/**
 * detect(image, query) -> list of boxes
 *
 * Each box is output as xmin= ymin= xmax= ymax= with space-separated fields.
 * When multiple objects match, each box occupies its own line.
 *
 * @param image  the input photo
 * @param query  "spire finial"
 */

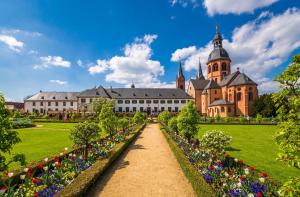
xmin=216 ymin=18 xmax=219 ymax=34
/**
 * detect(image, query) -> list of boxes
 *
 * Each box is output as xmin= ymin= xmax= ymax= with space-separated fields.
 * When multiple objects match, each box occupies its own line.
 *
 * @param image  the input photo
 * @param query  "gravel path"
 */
xmin=87 ymin=123 xmax=195 ymax=197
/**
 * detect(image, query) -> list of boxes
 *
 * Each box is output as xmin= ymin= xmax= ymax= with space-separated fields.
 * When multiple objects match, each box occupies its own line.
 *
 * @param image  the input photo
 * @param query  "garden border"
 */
xmin=56 ymin=124 xmax=146 ymax=197
xmin=160 ymin=126 xmax=214 ymax=197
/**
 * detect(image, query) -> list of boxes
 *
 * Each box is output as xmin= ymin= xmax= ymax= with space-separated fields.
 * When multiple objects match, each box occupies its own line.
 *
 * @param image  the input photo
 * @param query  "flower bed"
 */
xmin=161 ymin=125 xmax=281 ymax=197
xmin=0 ymin=124 xmax=145 ymax=196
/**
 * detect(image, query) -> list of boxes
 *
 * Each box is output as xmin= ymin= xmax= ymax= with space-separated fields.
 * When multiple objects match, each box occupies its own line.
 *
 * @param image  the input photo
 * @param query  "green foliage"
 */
xmin=28 ymin=112 xmax=37 ymax=119
xmin=256 ymin=114 xmax=262 ymax=123
xmin=70 ymin=121 xmax=99 ymax=158
xmin=92 ymin=98 xmax=115 ymax=114
xmin=252 ymin=94 xmax=277 ymax=117
xmin=272 ymin=53 xmax=300 ymax=194
xmin=132 ymin=111 xmax=147 ymax=125
xmin=118 ymin=117 xmax=130 ymax=132
xmin=157 ymin=111 xmax=171 ymax=124
xmin=11 ymin=118 xmax=35 ymax=129
xmin=0 ymin=94 xmax=25 ymax=171
xmin=215 ymin=114 xmax=221 ymax=122
xmin=278 ymin=177 xmax=300 ymax=196
xmin=200 ymin=130 xmax=232 ymax=157
xmin=177 ymin=101 xmax=200 ymax=141
xmin=98 ymin=104 xmax=118 ymax=138
xmin=168 ymin=116 xmax=178 ymax=132
xmin=239 ymin=115 xmax=247 ymax=123
xmin=71 ymin=113 xmax=77 ymax=122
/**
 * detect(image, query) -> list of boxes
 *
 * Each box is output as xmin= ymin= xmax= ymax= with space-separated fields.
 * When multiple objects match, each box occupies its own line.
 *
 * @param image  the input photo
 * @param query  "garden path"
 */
xmin=87 ymin=123 xmax=195 ymax=197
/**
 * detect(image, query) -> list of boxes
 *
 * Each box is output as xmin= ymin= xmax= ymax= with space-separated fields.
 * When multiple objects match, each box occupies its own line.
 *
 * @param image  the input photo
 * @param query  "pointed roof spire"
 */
xmin=131 ymin=81 xmax=135 ymax=88
xmin=177 ymin=61 xmax=184 ymax=78
xmin=216 ymin=18 xmax=219 ymax=34
xmin=197 ymin=58 xmax=205 ymax=80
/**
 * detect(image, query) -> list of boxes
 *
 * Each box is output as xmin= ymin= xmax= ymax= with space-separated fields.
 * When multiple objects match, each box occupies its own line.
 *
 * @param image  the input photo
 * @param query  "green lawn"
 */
xmin=6 ymin=122 xmax=76 ymax=170
xmin=197 ymin=124 xmax=300 ymax=182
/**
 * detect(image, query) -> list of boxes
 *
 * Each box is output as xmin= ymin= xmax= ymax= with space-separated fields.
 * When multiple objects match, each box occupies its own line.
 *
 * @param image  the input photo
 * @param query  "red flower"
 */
xmin=71 ymin=155 xmax=76 ymax=160
xmin=256 ymin=192 xmax=262 ymax=197
xmin=28 ymin=165 xmax=33 ymax=171
xmin=240 ymin=176 xmax=246 ymax=181
xmin=0 ymin=187 xmax=8 ymax=192
xmin=54 ymin=157 xmax=59 ymax=162
xmin=239 ymin=160 xmax=243 ymax=165
xmin=217 ymin=161 xmax=222 ymax=165
xmin=37 ymin=163 xmax=44 ymax=170
xmin=57 ymin=162 xmax=62 ymax=168
xmin=209 ymin=166 xmax=215 ymax=170
xmin=34 ymin=192 xmax=38 ymax=197
xmin=32 ymin=178 xmax=39 ymax=184
xmin=76 ymin=149 xmax=80 ymax=153
xmin=249 ymin=166 xmax=255 ymax=171
xmin=261 ymin=172 xmax=268 ymax=177
xmin=27 ymin=173 xmax=33 ymax=177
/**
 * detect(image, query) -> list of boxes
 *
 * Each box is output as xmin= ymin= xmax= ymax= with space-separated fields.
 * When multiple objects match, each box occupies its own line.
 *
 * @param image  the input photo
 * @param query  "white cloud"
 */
xmin=171 ymin=8 xmax=300 ymax=93
xmin=203 ymin=0 xmax=279 ymax=16
xmin=0 ymin=35 xmax=24 ymax=52
xmin=49 ymin=79 xmax=67 ymax=85
xmin=170 ymin=0 xmax=199 ymax=8
xmin=77 ymin=59 xmax=83 ymax=67
xmin=34 ymin=56 xmax=71 ymax=69
xmin=89 ymin=34 xmax=173 ymax=88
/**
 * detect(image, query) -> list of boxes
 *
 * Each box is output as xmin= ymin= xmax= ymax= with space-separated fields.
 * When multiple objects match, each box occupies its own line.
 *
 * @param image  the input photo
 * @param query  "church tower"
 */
xmin=196 ymin=58 xmax=205 ymax=80
xmin=176 ymin=62 xmax=185 ymax=91
xmin=207 ymin=23 xmax=231 ymax=83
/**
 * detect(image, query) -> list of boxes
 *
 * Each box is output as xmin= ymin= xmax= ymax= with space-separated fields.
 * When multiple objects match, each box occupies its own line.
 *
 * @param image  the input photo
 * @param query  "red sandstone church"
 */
xmin=176 ymin=26 xmax=258 ymax=117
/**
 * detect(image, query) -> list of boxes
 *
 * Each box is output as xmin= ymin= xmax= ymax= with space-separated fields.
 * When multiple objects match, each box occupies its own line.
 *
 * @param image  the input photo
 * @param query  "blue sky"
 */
xmin=0 ymin=0 xmax=299 ymax=101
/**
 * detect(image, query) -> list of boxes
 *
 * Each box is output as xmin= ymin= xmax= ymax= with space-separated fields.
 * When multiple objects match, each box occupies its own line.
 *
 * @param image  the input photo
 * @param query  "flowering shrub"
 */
xmin=164 ymin=126 xmax=280 ymax=196
xmin=200 ymin=130 xmax=232 ymax=158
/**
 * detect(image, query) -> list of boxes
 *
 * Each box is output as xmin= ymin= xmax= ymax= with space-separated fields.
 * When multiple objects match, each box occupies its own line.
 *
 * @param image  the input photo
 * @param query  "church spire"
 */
xmin=197 ymin=58 xmax=205 ymax=80
xmin=213 ymin=20 xmax=223 ymax=48
xmin=176 ymin=61 xmax=185 ymax=91
xmin=178 ymin=61 xmax=184 ymax=78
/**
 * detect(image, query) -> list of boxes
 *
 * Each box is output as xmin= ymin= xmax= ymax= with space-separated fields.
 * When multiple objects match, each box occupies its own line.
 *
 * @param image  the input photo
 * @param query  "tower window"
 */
xmin=221 ymin=63 xmax=227 ymax=71
xmin=237 ymin=92 xmax=242 ymax=101
xmin=213 ymin=63 xmax=218 ymax=71
xmin=208 ymin=66 xmax=211 ymax=73
xmin=248 ymin=92 xmax=253 ymax=101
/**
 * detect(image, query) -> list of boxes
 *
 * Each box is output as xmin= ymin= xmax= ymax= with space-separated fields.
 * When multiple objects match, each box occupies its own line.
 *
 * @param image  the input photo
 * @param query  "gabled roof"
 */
xmin=229 ymin=73 xmax=257 ymax=87
xmin=209 ymin=99 xmax=232 ymax=107
xmin=78 ymin=86 xmax=111 ymax=98
xmin=5 ymin=102 xmax=24 ymax=109
xmin=218 ymin=71 xmax=239 ymax=87
xmin=204 ymin=80 xmax=220 ymax=90
xmin=25 ymin=92 xmax=79 ymax=101
xmin=190 ymin=79 xmax=210 ymax=90
xmin=108 ymin=88 xmax=192 ymax=99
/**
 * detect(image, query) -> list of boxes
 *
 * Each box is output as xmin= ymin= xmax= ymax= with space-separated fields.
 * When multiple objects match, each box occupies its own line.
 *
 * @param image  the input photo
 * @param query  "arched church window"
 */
xmin=249 ymin=87 xmax=253 ymax=91
xmin=248 ymin=92 xmax=253 ymax=101
xmin=229 ymin=94 xmax=232 ymax=101
xmin=221 ymin=63 xmax=227 ymax=71
xmin=213 ymin=63 xmax=218 ymax=71
xmin=237 ymin=92 xmax=242 ymax=101
xmin=208 ymin=65 xmax=211 ymax=73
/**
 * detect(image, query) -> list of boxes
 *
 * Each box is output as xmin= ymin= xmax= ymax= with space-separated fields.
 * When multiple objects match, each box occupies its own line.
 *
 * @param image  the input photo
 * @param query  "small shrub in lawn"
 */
xmin=256 ymin=114 xmax=262 ymax=124
xmin=215 ymin=115 xmax=221 ymax=122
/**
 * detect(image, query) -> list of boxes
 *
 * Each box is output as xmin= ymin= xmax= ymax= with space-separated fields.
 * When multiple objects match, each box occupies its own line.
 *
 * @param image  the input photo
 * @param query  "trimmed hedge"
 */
xmin=56 ymin=124 xmax=145 ymax=197
xmin=161 ymin=126 xmax=214 ymax=197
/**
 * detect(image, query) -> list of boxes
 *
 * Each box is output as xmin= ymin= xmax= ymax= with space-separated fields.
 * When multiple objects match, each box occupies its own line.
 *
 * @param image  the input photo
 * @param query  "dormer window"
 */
xmin=53 ymin=96 xmax=56 ymax=100
xmin=96 ymin=92 xmax=99 ymax=95
xmin=65 ymin=96 xmax=68 ymax=99
xmin=145 ymin=93 xmax=148 ymax=96
xmin=41 ymin=96 xmax=44 ymax=99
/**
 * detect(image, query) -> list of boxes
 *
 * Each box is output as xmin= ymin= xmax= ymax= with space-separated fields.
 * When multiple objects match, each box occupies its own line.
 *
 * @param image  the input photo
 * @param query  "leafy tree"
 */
xmin=255 ymin=114 xmax=262 ymax=124
xmin=177 ymin=101 xmax=200 ymax=142
xmin=168 ymin=116 xmax=178 ymax=133
xmin=71 ymin=113 xmax=77 ymax=122
xmin=98 ymin=104 xmax=118 ymax=139
xmin=70 ymin=121 xmax=99 ymax=159
xmin=132 ymin=111 xmax=147 ymax=125
xmin=272 ymin=54 xmax=300 ymax=195
xmin=118 ymin=117 xmax=130 ymax=133
xmin=92 ymin=98 xmax=115 ymax=114
xmin=0 ymin=94 xmax=26 ymax=171
xmin=252 ymin=94 xmax=277 ymax=117
xmin=157 ymin=111 xmax=171 ymax=125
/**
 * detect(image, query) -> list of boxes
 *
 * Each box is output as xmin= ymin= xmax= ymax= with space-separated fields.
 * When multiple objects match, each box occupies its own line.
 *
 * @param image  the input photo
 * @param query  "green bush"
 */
xmin=11 ymin=118 xmax=35 ymax=129
xmin=215 ymin=114 xmax=221 ymax=122
xmin=132 ymin=111 xmax=147 ymax=125
xmin=168 ymin=116 xmax=178 ymax=132
xmin=157 ymin=111 xmax=171 ymax=125
xmin=239 ymin=116 xmax=247 ymax=123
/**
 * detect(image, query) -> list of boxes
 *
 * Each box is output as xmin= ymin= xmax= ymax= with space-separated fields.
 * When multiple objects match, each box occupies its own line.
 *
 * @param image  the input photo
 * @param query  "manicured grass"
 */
xmin=196 ymin=124 xmax=300 ymax=182
xmin=6 ymin=122 xmax=76 ymax=170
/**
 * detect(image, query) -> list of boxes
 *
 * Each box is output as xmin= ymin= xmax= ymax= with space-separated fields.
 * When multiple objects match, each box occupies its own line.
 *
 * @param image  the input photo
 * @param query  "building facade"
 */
xmin=187 ymin=25 xmax=258 ymax=117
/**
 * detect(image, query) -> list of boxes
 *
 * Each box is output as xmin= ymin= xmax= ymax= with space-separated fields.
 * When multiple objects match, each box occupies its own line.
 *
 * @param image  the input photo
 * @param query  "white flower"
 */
xmin=44 ymin=158 xmax=48 ymax=162
xmin=20 ymin=174 xmax=26 ymax=180
xmin=248 ymin=194 xmax=254 ymax=197
xmin=259 ymin=177 xmax=265 ymax=183
xmin=234 ymin=158 xmax=238 ymax=162
xmin=43 ymin=166 xmax=48 ymax=171
xmin=7 ymin=172 xmax=14 ymax=177
xmin=55 ymin=161 xmax=59 ymax=166
xmin=244 ymin=168 xmax=249 ymax=175
xmin=209 ymin=159 xmax=212 ymax=162
xmin=223 ymin=183 xmax=227 ymax=187
xmin=23 ymin=168 xmax=29 ymax=172
xmin=79 ymin=155 xmax=83 ymax=159
xmin=69 ymin=153 xmax=72 ymax=157
xmin=64 ymin=147 xmax=68 ymax=151
xmin=225 ymin=172 xmax=229 ymax=177
xmin=59 ymin=152 xmax=63 ymax=156
xmin=237 ymin=182 xmax=242 ymax=187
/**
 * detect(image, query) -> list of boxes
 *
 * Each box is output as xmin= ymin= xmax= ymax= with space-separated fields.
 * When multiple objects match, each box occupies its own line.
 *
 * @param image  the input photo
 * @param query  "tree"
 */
xmin=272 ymin=54 xmax=300 ymax=195
xmin=70 ymin=122 xmax=99 ymax=159
xmin=168 ymin=116 xmax=178 ymax=133
xmin=177 ymin=101 xmax=200 ymax=142
xmin=157 ymin=111 xmax=171 ymax=125
xmin=0 ymin=94 xmax=26 ymax=171
xmin=118 ymin=117 xmax=130 ymax=133
xmin=92 ymin=98 xmax=115 ymax=114
xmin=252 ymin=94 xmax=277 ymax=117
xmin=132 ymin=111 xmax=147 ymax=125
xmin=98 ymin=104 xmax=118 ymax=139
